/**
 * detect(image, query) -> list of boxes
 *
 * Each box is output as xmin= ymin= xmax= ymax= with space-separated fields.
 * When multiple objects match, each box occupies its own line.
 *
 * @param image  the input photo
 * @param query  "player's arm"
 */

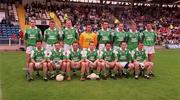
xmin=79 ymin=33 xmax=84 ymax=48
xmin=44 ymin=30 xmax=47 ymax=42
xmin=38 ymin=29 xmax=43 ymax=40
xmin=94 ymin=33 xmax=98 ymax=47
xmin=30 ymin=51 xmax=36 ymax=63
xmin=24 ymin=30 xmax=28 ymax=47
xmin=75 ymin=29 xmax=79 ymax=40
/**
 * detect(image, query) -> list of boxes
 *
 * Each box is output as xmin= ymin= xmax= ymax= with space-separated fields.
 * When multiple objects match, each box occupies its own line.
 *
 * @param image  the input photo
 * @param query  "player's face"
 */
xmin=86 ymin=25 xmax=92 ymax=32
xmin=36 ymin=42 xmax=42 ymax=49
xmin=121 ymin=42 xmax=127 ymax=49
xmin=138 ymin=43 xmax=144 ymax=50
xmin=55 ymin=43 xmax=60 ymax=51
xmin=59 ymin=42 xmax=64 ymax=48
xmin=118 ymin=24 xmax=124 ymax=31
xmin=72 ymin=43 xmax=79 ymax=50
xmin=102 ymin=22 xmax=109 ymax=30
xmin=66 ymin=20 xmax=72 ymax=28
xmin=49 ymin=22 xmax=55 ymax=29
xmin=146 ymin=24 xmax=152 ymax=31
xmin=89 ymin=43 xmax=95 ymax=50
xmin=105 ymin=44 xmax=111 ymax=51
xmin=131 ymin=24 xmax=137 ymax=31
xmin=30 ymin=21 xmax=36 ymax=28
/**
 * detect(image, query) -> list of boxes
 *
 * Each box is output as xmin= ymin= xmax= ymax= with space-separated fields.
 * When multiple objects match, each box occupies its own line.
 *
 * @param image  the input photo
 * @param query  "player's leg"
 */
xmin=85 ymin=61 xmax=90 ymax=77
xmin=80 ymin=61 xmax=86 ymax=81
xmin=133 ymin=61 xmax=140 ymax=79
xmin=115 ymin=62 xmax=123 ymax=78
xmin=28 ymin=62 xmax=35 ymax=81
xmin=64 ymin=61 xmax=71 ymax=81
xmin=144 ymin=62 xmax=153 ymax=79
xmin=42 ymin=62 xmax=48 ymax=81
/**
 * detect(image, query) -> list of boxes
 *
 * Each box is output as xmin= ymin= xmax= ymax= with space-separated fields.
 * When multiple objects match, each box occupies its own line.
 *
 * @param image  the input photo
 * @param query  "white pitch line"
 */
xmin=0 ymin=80 xmax=2 ymax=100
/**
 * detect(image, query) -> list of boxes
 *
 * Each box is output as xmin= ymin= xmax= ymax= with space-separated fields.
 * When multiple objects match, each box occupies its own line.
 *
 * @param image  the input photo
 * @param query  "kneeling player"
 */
xmin=132 ymin=42 xmax=153 ymax=79
xmin=86 ymin=42 xmax=100 ymax=79
xmin=101 ymin=42 xmax=117 ymax=79
xmin=28 ymin=40 xmax=48 ymax=81
xmin=47 ymin=41 xmax=65 ymax=79
xmin=115 ymin=41 xmax=134 ymax=78
xmin=66 ymin=41 xmax=88 ymax=81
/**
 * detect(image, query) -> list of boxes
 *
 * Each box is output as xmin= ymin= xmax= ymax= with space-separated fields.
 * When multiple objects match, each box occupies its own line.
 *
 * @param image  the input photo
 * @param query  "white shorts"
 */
xmin=52 ymin=60 xmax=62 ymax=69
xmin=98 ymin=44 xmax=105 ymax=50
xmin=26 ymin=46 xmax=34 ymax=54
xmin=35 ymin=62 xmax=42 ymax=69
xmin=46 ymin=44 xmax=54 ymax=53
xmin=144 ymin=46 xmax=155 ymax=54
xmin=119 ymin=62 xmax=128 ymax=67
xmin=64 ymin=44 xmax=71 ymax=52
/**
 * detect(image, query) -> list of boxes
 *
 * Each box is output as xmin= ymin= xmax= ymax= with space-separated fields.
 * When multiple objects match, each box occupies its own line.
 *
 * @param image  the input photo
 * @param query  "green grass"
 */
xmin=0 ymin=49 xmax=180 ymax=100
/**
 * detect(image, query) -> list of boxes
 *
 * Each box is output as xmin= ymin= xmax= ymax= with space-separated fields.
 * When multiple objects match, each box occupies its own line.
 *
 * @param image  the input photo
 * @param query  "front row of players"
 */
xmin=27 ymin=40 xmax=153 ymax=81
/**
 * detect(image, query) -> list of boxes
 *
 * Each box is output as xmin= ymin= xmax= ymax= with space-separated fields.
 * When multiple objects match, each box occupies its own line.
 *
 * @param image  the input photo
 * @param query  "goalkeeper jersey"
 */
xmin=79 ymin=32 xmax=97 ymax=48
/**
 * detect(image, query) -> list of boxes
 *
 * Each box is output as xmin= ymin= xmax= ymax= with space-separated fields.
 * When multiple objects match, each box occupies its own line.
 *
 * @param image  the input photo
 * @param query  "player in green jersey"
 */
xmin=115 ymin=41 xmax=134 ymax=78
xmin=24 ymin=20 xmax=42 ymax=70
xmin=44 ymin=20 xmax=61 ymax=53
xmin=101 ymin=42 xmax=118 ymax=79
xmin=47 ymin=41 xmax=65 ymax=79
xmin=141 ymin=22 xmax=157 ymax=62
xmin=97 ymin=20 xmax=112 ymax=50
xmin=86 ymin=41 xmax=100 ymax=80
xmin=28 ymin=40 xmax=48 ymax=81
xmin=62 ymin=19 xmax=79 ymax=51
xmin=127 ymin=23 xmax=141 ymax=51
xmin=113 ymin=23 xmax=127 ymax=51
xmin=132 ymin=42 xmax=154 ymax=79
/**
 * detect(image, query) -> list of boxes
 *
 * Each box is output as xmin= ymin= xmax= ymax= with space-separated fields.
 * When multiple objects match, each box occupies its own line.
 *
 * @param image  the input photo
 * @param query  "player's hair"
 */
xmin=65 ymin=19 xmax=72 ymax=23
xmin=121 ymin=41 xmax=127 ymax=45
xmin=146 ymin=21 xmax=153 ymax=25
xmin=105 ymin=41 xmax=112 ymax=46
xmin=54 ymin=41 xmax=60 ymax=45
xmin=49 ymin=20 xmax=55 ymax=23
xmin=73 ymin=40 xmax=79 ymax=45
xmin=59 ymin=41 xmax=64 ymax=44
xmin=86 ymin=22 xmax=91 ymax=26
xmin=102 ymin=20 xmax=109 ymax=24
xmin=138 ymin=41 xmax=144 ymax=45
xmin=36 ymin=40 xmax=42 ymax=43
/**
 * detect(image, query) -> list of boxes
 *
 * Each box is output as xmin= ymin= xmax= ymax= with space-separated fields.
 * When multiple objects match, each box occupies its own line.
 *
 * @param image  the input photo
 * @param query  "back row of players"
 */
xmin=25 ymin=19 xmax=156 ymax=81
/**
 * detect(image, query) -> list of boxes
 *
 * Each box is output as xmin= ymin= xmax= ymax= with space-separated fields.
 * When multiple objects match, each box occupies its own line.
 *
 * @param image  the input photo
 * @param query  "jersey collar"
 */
xmin=54 ymin=48 xmax=63 ymax=52
xmin=102 ymin=28 xmax=110 ymax=32
xmin=130 ymin=29 xmax=138 ymax=33
xmin=30 ymin=26 xmax=37 ymax=29
xmin=48 ymin=27 xmax=57 ymax=31
xmin=65 ymin=27 xmax=74 ymax=30
xmin=145 ymin=29 xmax=154 ymax=32
xmin=116 ymin=28 xmax=124 ymax=32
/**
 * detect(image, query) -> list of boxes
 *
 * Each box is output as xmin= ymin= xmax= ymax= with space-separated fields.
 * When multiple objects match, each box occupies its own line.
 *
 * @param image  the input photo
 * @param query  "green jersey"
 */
xmin=141 ymin=30 xmax=156 ymax=46
xmin=97 ymin=29 xmax=112 ymax=44
xmin=69 ymin=49 xmax=82 ymax=62
xmin=62 ymin=27 xmax=78 ymax=45
xmin=102 ymin=49 xmax=115 ymax=62
xmin=87 ymin=49 xmax=98 ymax=62
xmin=44 ymin=28 xmax=60 ymax=45
xmin=127 ymin=30 xmax=141 ymax=51
xmin=24 ymin=27 xmax=42 ymax=46
xmin=116 ymin=48 xmax=132 ymax=62
xmin=132 ymin=48 xmax=147 ymax=62
xmin=49 ymin=49 xmax=64 ymax=61
xmin=113 ymin=30 xmax=127 ymax=46
xmin=31 ymin=47 xmax=46 ymax=62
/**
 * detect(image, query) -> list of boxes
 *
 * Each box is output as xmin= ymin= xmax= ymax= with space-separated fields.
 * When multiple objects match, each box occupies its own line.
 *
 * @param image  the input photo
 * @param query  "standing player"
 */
xmin=141 ymin=22 xmax=157 ymax=62
xmin=47 ymin=41 xmax=65 ymax=79
xmin=97 ymin=20 xmax=112 ymax=50
xmin=24 ymin=20 xmax=42 ymax=70
xmin=115 ymin=41 xmax=134 ymax=78
xmin=79 ymin=23 xmax=97 ymax=49
xmin=127 ymin=23 xmax=141 ymax=51
xmin=44 ymin=20 xmax=61 ymax=53
xmin=62 ymin=19 xmax=79 ymax=51
xmin=132 ymin=42 xmax=154 ymax=79
xmin=28 ymin=40 xmax=48 ymax=81
xmin=101 ymin=42 xmax=117 ymax=79
xmin=113 ymin=23 xmax=127 ymax=51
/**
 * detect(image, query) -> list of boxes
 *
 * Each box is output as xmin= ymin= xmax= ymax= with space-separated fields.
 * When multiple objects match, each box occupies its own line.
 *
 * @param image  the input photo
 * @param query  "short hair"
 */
xmin=105 ymin=41 xmax=112 ymax=46
xmin=102 ymin=20 xmax=109 ymax=24
xmin=54 ymin=41 xmax=60 ymax=45
xmin=121 ymin=41 xmax=127 ymax=45
xmin=36 ymin=40 xmax=42 ymax=43
xmin=49 ymin=20 xmax=55 ymax=23
xmin=73 ymin=40 xmax=79 ymax=45
xmin=138 ymin=41 xmax=144 ymax=45
xmin=89 ymin=41 xmax=94 ymax=45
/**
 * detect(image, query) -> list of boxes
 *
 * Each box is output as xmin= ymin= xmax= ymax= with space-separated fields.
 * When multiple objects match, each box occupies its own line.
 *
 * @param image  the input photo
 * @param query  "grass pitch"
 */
xmin=0 ymin=49 xmax=180 ymax=100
